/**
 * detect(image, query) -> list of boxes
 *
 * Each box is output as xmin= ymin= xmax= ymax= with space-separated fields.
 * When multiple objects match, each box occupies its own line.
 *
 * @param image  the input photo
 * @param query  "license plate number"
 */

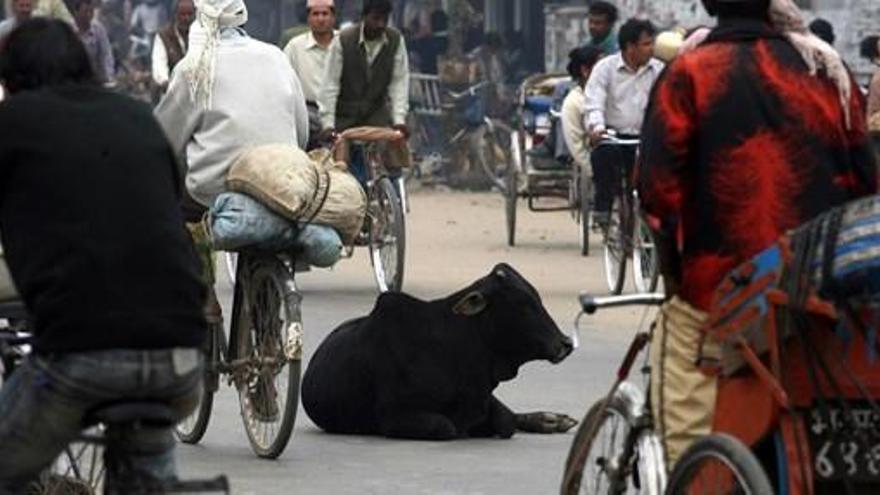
xmin=808 ymin=407 xmax=880 ymax=481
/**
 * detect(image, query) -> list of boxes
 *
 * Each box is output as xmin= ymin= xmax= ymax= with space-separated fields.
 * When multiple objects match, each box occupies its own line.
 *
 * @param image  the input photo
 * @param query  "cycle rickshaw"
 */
xmin=561 ymin=195 xmax=880 ymax=494
xmin=503 ymin=73 xmax=593 ymax=255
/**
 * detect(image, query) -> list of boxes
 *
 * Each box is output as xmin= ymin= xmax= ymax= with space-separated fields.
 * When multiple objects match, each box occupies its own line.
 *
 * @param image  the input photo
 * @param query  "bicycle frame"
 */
xmin=563 ymin=293 xmax=667 ymax=493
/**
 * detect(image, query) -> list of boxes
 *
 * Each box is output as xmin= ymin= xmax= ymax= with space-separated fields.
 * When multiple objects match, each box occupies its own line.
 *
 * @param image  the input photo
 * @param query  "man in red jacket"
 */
xmin=638 ymin=0 xmax=876 ymax=468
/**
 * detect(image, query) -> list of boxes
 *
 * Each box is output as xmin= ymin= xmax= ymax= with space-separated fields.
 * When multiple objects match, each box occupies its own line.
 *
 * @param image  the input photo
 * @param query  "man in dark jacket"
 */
xmin=0 ymin=18 xmax=205 ymax=490
xmin=318 ymin=0 xmax=409 ymax=135
xmin=317 ymin=0 xmax=409 ymax=184
xmin=637 ymin=0 xmax=876 ymax=468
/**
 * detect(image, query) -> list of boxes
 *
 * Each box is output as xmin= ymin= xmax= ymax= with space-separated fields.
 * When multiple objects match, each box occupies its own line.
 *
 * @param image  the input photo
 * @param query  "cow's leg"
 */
xmin=515 ymin=411 xmax=579 ymax=434
xmin=378 ymin=411 xmax=458 ymax=440
xmin=469 ymin=395 xmax=516 ymax=439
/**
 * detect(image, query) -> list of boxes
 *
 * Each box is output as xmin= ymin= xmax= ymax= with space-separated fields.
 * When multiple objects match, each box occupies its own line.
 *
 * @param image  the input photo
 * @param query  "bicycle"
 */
xmin=0 ymin=303 xmax=229 ymax=494
xmin=560 ymin=292 xmax=667 ymax=495
xmin=409 ymin=75 xmax=512 ymax=192
xmin=593 ymin=133 xmax=659 ymax=295
xmin=176 ymin=249 xmax=303 ymax=459
xmin=330 ymin=126 xmax=408 ymax=293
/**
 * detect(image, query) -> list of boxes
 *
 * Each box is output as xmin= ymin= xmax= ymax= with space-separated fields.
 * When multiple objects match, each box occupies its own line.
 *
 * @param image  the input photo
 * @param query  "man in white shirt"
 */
xmin=151 ymin=0 xmax=194 ymax=92
xmin=283 ymin=0 xmax=336 ymax=148
xmin=584 ymin=18 xmax=662 ymax=226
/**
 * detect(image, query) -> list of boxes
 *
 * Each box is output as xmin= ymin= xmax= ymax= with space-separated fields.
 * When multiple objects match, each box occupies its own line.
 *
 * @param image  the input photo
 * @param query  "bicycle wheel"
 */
xmin=369 ymin=177 xmax=406 ymax=293
xmin=579 ymin=165 xmax=591 ymax=257
xmin=632 ymin=216 xmax=659 ymax=293
xmin=175 ymin=322 xmax=218 ymax=444
xmin=603 ymin=193 xmax=629 ymax=295
xmin=666 ymin=433 xmax=773 ymax=495
xmin=235 ymin=257 xmax=302 ymax=459
xmin=37 ymin=439 xmax=105 ymax=494
xmin=476 ymin=124 xmax=509 ymax=193
xmin=561 ymin=391 xmax=665 ymax=495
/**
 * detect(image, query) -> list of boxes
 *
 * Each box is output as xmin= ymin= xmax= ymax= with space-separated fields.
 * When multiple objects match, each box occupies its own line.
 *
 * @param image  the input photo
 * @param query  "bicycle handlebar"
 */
xmin=596 ymin=135 xmax=641 ymax=147
xmin=579 ymin=293 xmax=666 ymax=314
xmin=447 ymin=81 xmax=489 ymax=100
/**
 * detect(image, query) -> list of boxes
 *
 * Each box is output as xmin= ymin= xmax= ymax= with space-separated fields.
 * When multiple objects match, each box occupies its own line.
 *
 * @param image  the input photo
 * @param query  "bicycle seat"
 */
xmin=84 ymin=401 xmax=177 ymax=427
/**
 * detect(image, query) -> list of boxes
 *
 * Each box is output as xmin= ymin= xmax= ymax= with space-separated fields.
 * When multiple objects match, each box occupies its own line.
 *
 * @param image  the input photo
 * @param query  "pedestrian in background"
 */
xmin=151 ymin=0 xmax=194 ymax=93
xmin=284 ymin=0 xmax=336 ymax=149
xmin=73 ymin=0 xmax=115 ymax=85
xmin=586 ymin=1 xmax=619 ymax=55
xmin=0 ymin=0 xmax=32 ymax=39
xmin=808 ymin=17 xmax=834 ymax=46
xmin=4 ymin=0 xmax=70 ymax=24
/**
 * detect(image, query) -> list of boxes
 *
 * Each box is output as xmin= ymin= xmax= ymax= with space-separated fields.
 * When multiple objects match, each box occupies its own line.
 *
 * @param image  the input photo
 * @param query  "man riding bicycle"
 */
xmin=0 ymin=18 xmax=205 ymax=490
xmin=584 ymin=18 xmax=663 ymax=230
xmin=638 ymin=0 xmax=877 ymax=469
xmin=317 ymin=0 xmax=410 ymax=185
xmin=155 ymin=0 xmax=309 ymax=322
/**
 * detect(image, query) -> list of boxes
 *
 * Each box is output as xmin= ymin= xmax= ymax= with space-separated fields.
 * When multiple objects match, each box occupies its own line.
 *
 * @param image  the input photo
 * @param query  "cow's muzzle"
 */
xmin=550 ymin=335 xmax=574 ymax=364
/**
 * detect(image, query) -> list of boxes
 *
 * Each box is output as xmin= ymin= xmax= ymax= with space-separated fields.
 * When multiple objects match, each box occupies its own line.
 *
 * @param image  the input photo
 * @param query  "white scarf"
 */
xmin=177 ymin=0 xmax=248 ymax=110
xmin=769 ymin=0 xmax=852 ymax=128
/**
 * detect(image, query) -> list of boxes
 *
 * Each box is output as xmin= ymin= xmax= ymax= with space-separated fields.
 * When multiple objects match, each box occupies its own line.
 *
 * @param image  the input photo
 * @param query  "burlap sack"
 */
xmin=226 ymin=144 xmax=329 ymax=222
xmin=227 ymin=145 xmax=366 ymax=245
xmin=308 ymin=149 xmax=367 ymax=245
xmin=0 ymin=242 xmax=19 ymax=302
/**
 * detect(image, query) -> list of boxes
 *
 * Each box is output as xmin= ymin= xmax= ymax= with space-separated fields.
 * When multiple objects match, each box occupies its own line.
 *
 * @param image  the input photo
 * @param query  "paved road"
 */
xmin=178 ymin=190 xmax=659 ymax=494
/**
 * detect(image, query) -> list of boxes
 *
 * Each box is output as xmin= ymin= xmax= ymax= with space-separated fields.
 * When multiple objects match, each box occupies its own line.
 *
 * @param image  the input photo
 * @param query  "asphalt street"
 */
xmin=177 ymin=189 xmax=660 ymax=494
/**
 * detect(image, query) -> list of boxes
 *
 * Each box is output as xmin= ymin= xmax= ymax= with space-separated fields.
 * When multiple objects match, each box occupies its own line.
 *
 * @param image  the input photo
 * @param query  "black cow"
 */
xmin=301 ymin=263 xmax=576 ymax=440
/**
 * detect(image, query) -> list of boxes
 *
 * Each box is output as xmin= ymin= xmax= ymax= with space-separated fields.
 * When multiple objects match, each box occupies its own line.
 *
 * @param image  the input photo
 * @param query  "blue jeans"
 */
xmin=0 ymin=348 xmax=202 ymax=493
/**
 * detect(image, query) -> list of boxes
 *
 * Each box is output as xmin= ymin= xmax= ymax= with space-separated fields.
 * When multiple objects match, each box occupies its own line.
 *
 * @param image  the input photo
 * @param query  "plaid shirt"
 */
xmin=638 ymin=19 xmax=877 ymax=310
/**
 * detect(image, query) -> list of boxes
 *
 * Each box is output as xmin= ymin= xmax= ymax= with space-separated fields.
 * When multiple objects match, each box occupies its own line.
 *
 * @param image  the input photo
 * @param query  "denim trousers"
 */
xmin=0 ymin=348 xmax=202 ymax=493
xmin=589 ymin=143 xmax=637 ymax=214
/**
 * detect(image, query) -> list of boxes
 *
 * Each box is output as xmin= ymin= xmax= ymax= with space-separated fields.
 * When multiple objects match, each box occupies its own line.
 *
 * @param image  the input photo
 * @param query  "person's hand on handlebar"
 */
xmin=391 ymin=124 xmax=410 ymax=139
xmin=589 ymin=126 xmax=606 ymax=146
xmin=317 ymin=128 xmax=338 ymax=145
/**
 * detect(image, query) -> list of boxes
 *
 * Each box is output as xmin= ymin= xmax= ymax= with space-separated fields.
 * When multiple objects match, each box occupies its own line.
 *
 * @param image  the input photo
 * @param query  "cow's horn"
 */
xmin=453 ymin=291 xmax=488 ymax=316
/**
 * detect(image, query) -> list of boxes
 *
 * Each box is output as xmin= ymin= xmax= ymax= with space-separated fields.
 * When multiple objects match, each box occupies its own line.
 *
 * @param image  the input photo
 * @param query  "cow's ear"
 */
xmin=452 ymin=291 xmax=488 ymax=316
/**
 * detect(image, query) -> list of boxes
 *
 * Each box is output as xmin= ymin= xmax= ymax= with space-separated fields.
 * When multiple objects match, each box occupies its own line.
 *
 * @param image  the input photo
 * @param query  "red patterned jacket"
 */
xmin=638 ymin=19 xmax=877 ymax=311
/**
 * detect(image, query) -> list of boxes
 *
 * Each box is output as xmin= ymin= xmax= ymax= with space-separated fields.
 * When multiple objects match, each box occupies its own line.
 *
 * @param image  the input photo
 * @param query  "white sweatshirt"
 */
xmin=155 ymin=27 xmax=309 ymax=207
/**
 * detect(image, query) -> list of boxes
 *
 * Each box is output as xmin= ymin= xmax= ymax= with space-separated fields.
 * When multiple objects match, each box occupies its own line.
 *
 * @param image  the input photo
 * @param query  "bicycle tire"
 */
xmin=476 ymin=124 xmax=508 ymax=193
xmin=175 ymin=322 xmax=218 ymax=444
xmin=666 ymin=433 xmax=773 ymax=495
xmin=579 ymin=165 xmax=591 ymax=257
xmin=235 ymin=257 xmax=302 ymax=459
xmin=561 ymin=391 xmax=665 ymax=495
xmin=603 ymin=193 xmax=629 ymax=295
xmin=369 ymin=177 xmax=406 ymax=293
xmin=632 ymin=216 xmax=660 ymax=294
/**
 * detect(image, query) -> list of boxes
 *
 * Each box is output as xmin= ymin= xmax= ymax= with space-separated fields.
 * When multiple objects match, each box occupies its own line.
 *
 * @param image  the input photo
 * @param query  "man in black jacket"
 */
xmin=0 ymin=18 xmax=205 ymax=491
